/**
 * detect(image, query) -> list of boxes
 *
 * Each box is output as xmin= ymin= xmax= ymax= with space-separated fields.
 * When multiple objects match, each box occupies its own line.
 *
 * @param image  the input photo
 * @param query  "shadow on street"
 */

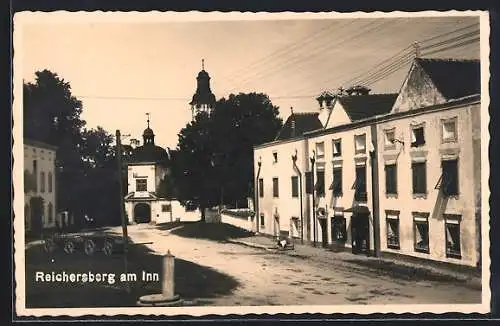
xmin=25 ymin=236 xmax=240 ymax=308
xmin=166 ymin=222 xmax=254 ymax=242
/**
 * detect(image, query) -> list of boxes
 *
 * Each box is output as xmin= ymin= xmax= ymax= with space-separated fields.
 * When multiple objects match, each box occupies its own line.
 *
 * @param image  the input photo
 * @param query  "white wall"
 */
xmin=127 ymin=163 xmax=156 ymax=194
xmin=24 ymin=142 xmax=57 ymax=230
xmin=254 ymin=138 xmax=309 ymax=240
xmin=377 ymin=103 xmax=480 ymax=266
xmin=306 ymin=124 xmax=375 ymax=250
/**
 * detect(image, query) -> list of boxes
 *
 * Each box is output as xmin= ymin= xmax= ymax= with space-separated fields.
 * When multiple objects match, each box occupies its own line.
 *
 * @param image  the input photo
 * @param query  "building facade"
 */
xmin=253 ymin=58 xmax=482 ymax=267
xmin=124 ymin=119 xmax=176 ymax=224
xmin=24 ymin=139 xmax=57 ymax=232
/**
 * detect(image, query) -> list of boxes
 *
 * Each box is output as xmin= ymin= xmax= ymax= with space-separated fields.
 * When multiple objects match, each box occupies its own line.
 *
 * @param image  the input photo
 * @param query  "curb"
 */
xmin=227 ymin=238 xmax=482 ymax=291
xmin=227 ymin=239 xmax=275 ymax=251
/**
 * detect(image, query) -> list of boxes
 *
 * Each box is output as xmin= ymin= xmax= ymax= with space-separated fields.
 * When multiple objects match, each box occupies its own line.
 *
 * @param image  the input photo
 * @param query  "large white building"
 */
xmin=253 ymin=57 xmax=482 ymax=267
xmin=24 ymin=139 xmax=58 ymax=232
xmin=123 ymin=118 xmax=200 ymax=224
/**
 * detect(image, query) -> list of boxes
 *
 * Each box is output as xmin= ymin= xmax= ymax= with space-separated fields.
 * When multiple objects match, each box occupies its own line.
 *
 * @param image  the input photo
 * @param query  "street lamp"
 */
xmin=255 ymin=156 xmax=262 ymax=234
xmin=310 ymin=150 xmax=316 ymax=247
xmin=291 ymin=149 xmax=304 ymax=244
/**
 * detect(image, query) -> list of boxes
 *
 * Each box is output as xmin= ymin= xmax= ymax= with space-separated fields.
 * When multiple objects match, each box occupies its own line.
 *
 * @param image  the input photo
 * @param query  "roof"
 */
xmin=275 ymin=112 xmax=323 ymax=141
xmin=24 ymin=138 xmax=58 ymax=151
xmin=416 ymin=58 xmax=480 ymax=100
xmin=127 ymin=143 xmax=169 ymax=164
xmin=337 ymin=93 xmax=398 ymax=121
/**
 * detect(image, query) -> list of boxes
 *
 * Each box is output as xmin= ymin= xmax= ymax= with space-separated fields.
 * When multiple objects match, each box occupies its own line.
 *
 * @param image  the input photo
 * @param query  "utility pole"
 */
xmin=116 ymin=129 xmax=130 ymax=293
xmin=310 ymin=151 xmax=316 ymax=247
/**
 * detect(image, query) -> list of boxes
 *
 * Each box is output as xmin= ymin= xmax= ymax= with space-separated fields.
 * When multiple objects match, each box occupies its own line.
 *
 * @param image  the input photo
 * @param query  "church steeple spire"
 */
xmin=143 ymin=112 xmax=155 ymax=145
xmin=189 ymin=59 xmax=216 ymax=120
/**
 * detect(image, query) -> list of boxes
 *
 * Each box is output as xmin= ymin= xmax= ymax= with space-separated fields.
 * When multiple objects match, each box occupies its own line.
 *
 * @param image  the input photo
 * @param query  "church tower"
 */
xmin=189 ymin=59 xmax=216 ymax=120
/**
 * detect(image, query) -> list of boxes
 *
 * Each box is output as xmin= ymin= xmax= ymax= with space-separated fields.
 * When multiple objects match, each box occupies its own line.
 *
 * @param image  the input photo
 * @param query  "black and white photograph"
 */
xmin=13 ymin=10 xmax=490 ymax=317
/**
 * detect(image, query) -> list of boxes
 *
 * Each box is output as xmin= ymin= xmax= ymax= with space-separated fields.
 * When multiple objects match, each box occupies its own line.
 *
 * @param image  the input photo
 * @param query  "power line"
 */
xmin=344 ymin=50 xmax=414 ymax=87
xmin=420 ymin=37 xmax=480 ymax=57
xmin=224 ymin=20 xmax=363 ymax=93
xmin=417 ymin=23 xmax=479 ymax=45
xmin=420 ymin=30 xmax=479 ymax=51
xmin=356 ymin=53 xmax=415 ymax=87
xmin=221 ymin=20 xmax=344 ymax=84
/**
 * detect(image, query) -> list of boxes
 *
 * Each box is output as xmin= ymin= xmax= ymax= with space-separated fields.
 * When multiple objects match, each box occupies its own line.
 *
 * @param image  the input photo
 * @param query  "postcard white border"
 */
xmin=13 ymin=10 xmax=491 ymax=317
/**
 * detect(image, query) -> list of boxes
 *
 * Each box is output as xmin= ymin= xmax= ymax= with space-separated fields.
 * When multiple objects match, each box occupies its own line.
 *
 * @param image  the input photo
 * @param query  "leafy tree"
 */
xmin=24 ymin=70 xmax=121 ymax=227
xmin=171 ymin=92 xmax=282 ymax=220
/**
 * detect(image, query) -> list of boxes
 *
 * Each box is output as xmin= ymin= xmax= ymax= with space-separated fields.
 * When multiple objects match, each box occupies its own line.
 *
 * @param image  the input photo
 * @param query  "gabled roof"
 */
xmin=416 ymin=58 xmax=480 ymax=100
xmin=275 ymin=112 xmax=323 ymax=141
xmin=337 ymin=93 xmax=398 ymax=121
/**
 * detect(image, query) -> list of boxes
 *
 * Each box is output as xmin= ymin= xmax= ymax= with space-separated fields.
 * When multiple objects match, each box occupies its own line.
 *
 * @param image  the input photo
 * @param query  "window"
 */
xmin=413 ymin=213 xmax=429 ymax=253
xmin=411 ymin=126 xmax=425 ymax=147
xmin=272 ymin=178 xmax=279 ymax=197
xmin=315 ymin=170 xmax=325 ymax=197
xmin=260 ymin=214 xmax=265 ymax=227
xmin=33 ymin=160 xmax=38 ymax=192
xmin=386 ymin=211 xmax=400 ymax=249
xmin=40 ymin=171 xmax=46 ymax=193
xmin=442 ymin=118 xmax=458 ymax=143
xmin=354 ymin=134 xmax=366 ymax=154
xmin=48 ymin=172 xmax=53 ymax=193
xmin=291 ymin=176 xmax=299 ymax=198
xmin=331 ymin=215 xmax=347 ymax=242
xmin=385 ymin=164 xmax=397 ymax=195
xmin=272 ymin=152 xmax=278 ymax=163
xmin=384 ymin=129 xmax=396 ymax=149
xmin=441 ymin=159 xmax=459 ymax=196
xmin=47 ymin=202 xmax=53 ymax=223
xmin=258 ymin=178 xmax=264 ymax=198
xmin=411 ymin=161 xmax=427 ymax=195
xmin=136 ymin=179 xmax=147 ymax=192
xmin=316 ymin=142 xmax=325 ymax=159
xmin=354 ymin=165 xmax=367 ymax=202
xmin=445 ymin=214 xmax=461 ymax=259
xmin=162 ymin=204 xmax=172 ymax=212
xmin=330 ymin=167 xmax=343 ymax=196
xmin=332 ymin=139 xmax=342 ymax=157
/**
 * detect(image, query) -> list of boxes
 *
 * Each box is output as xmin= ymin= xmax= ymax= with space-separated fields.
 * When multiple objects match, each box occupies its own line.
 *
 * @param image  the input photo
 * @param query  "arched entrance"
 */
xmin=134 ymin=203 xmax=151 ymax=224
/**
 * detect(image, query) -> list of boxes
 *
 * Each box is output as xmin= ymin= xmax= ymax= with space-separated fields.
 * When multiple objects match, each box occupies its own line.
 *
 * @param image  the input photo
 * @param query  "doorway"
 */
xmin=29 ymin=197 xmax=44 ymax=234
xmin=319 ymin=218 xmax=328 ymax=247
xmin=274 ymin=215 xmax=280 ymax=238
xmin=351 ymin=212 xmax=370 ymax=255
xmin=134 ymin=203 xmax=151 ymax=224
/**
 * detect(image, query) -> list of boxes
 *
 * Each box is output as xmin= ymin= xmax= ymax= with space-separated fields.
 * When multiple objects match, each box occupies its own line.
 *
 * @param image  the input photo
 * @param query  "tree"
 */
xmin=24 ymin=70 xmax=121 ymax=227
xmin=171 ymin=92 xmax=282 ymax=220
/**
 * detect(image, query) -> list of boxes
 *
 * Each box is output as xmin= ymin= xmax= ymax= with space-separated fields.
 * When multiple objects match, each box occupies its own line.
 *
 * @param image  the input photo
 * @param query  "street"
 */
xmin=125 ymin=223 xmax=481 ymax=306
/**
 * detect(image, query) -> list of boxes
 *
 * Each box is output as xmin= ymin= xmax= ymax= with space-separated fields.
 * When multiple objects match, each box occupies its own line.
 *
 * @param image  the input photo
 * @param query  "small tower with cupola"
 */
xmin=189 ymin=59 xmax=216 ymax=120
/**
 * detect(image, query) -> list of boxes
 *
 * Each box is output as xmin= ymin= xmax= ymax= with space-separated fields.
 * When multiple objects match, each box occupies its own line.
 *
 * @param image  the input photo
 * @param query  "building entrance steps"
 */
xmin=226 ymin=235 xmax=482 ymax=291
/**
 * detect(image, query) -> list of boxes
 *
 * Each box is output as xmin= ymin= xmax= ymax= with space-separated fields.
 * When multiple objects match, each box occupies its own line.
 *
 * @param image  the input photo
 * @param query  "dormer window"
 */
xmin=411 ymin=125 xmax=425 ymax=147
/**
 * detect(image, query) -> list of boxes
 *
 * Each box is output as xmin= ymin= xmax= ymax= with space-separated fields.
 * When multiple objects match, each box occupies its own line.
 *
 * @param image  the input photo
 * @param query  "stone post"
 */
xmin=137 ymin=250 xmax=183 ymax=306
xmin=162 ymin=251 xmax=175 ymax=299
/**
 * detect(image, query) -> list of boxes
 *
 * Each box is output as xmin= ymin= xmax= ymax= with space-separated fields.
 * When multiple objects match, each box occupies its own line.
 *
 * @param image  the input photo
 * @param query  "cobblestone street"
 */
xmin=125 ymin=223 xmax=482 ymax=306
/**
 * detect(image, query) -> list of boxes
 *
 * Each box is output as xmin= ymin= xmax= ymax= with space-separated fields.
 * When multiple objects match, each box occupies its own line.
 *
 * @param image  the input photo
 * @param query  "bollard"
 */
xmin=137 ymin=250 xmax=183 ymax=307
xmin=162 ymin=250 xmax=175 ymax=299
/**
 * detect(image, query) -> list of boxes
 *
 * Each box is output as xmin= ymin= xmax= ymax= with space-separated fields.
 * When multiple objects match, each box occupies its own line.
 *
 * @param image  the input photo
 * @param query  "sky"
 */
xmin=20 ymin=14 xmax=481 ymax=150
